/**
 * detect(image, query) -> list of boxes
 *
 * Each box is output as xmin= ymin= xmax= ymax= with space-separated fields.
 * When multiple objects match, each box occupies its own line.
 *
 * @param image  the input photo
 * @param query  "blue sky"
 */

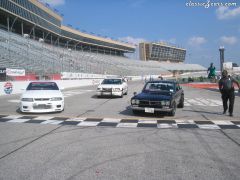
xmin=41 ymin=0 xmax=240 ymax=69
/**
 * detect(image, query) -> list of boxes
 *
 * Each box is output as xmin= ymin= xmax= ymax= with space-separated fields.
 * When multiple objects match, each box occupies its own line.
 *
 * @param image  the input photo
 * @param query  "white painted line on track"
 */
xmin=157 ymin=124 xmax=178 ymax=129
xmin=41 ymin=120 xmax=63 ymax=125
xmin=117 ymin=123 xmax=138 ymax=128
xmin=8 ymin=119 xmax=30 ymax=123
xmin=34 ymin=116 xmax=55 ymax=120
xmin=197 ymin=125 xmax=221 ymax=129
xmin=102 ymin=118 xmax=121 ymax=123
xmin=213 ymin=121 xmax=234 ymax=125
xmin=66 ymin=118 xmax=86 ymax=122
xmin=77 ymin=121 xmax=100 ymax=127
xmin=138 ymin=120 xmax=157 ymax=124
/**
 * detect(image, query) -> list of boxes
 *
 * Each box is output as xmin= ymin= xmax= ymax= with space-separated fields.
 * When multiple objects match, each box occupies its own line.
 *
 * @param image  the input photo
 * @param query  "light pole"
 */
xmin=219 ymin=46 xmax=225 ymax=72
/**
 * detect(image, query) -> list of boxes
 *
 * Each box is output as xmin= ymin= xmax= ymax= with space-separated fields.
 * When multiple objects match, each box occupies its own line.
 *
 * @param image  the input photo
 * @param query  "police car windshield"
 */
xmin=26 ymin=82 xmax=59 ymax=90
xmin=102 ymin=79 xmax=122 ymax=85
xmin=144 ymin=82 xmax=174 ymax=92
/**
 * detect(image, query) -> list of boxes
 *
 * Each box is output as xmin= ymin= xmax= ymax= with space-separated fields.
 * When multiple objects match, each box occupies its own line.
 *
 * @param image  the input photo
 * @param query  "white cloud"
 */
xmin=220 ymin=36 xmax=238 ymax=45
xmin=39 ymin=0 xmax=65 ymax=6
xmin=118 ymin=36 xmax=146 ymax=45
xmin=188 ymin=36 xmax=207 ymax=46
xmin=216 ymin=7 xmax=240 ymax=20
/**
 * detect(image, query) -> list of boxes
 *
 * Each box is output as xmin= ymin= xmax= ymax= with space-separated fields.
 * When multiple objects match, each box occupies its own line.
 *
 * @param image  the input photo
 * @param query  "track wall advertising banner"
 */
xmin=6 ymin=68 xmax=25 ymax=76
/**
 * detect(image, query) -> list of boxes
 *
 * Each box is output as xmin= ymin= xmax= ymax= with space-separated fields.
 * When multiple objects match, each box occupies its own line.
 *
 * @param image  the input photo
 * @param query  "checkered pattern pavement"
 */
xmin=0 ymin=115 xmax=239 ymax=129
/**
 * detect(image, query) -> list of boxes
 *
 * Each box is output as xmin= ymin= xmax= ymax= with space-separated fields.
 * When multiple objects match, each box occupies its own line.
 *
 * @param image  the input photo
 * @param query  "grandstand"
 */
xmin=0 ymin=29 xmax=205 ymax=76
xmin=0 ymin=0 xmax=206 ymax=79
xmin=0 ymin=0 xmax=135 ymax=55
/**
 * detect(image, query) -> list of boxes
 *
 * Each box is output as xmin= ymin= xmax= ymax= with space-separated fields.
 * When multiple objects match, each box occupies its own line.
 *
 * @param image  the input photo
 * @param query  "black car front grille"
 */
xmin=139 ymin=100 xmax=162 ymax=108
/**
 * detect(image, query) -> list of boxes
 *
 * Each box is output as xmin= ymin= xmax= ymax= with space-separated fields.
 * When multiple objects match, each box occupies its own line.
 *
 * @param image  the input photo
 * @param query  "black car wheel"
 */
xmin=178 ymin=95 xmax=184 ymax=108
xmin=169 ymin=103 xmax=176 ymax=116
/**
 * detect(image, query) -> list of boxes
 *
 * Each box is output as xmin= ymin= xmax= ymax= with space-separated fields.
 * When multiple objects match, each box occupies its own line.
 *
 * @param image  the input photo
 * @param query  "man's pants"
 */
xmin=222 ymin=90 xmax=235 ymax=114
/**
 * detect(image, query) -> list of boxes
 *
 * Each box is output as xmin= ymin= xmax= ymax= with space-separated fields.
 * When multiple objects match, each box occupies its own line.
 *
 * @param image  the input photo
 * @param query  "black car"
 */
xmin=131 ymin=80 xmax=184 ymax=116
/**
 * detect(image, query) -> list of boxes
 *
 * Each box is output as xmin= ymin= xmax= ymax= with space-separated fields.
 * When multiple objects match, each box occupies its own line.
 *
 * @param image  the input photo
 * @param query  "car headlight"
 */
xmin=131 ymin=99 xmax=139 ymax=105
xmin=161 ymin=100 xmax=170 ymax=106
xmin=21 ymin=98 xmax=34 ymax=102
xmin=97 ymin=87 xmax=102 ymax=91
xmin=50 ymin=97 xmax=63 ymax=101
xmin=112 ymin=88 xmax=121 ymax=92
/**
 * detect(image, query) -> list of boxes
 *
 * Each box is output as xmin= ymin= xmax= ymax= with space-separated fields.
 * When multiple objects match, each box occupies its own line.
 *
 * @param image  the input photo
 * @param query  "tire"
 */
xmin=169 ymin=103 xmax=176 ymax=116
xmin=124 ymin=89 xmax=128 ymax=95
xmin=178 ymin=95 xmax=184 ymax=108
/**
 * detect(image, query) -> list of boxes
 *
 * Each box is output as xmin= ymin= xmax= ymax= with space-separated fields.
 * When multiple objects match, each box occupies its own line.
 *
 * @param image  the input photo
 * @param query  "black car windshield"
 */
xmin=101 ymin=79 xmax=122 ymax=85
xmin=26 ymin=82 xmax=59 ymax=90
xmin=144 ymin=82 xmax=174 ymax=92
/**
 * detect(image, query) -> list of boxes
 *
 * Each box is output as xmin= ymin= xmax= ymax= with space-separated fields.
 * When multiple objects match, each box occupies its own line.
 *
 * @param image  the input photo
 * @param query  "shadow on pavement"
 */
xmin=119 ymin=106 xmax=167 ymax=118
xmin=91 ymin=95 xmax=121 ymax=99
xmin=204 ymin=88 xmax=240 ymax=97
xmin=183 ymin=109 xmax=223 ymax=116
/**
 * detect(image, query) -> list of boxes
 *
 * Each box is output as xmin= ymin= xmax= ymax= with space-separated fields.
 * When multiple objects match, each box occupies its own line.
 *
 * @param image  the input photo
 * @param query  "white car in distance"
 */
xmin=97 ymin=78 xmax=128 ymax=98
xmin=20 ymin=82 xmax=64 ymax=113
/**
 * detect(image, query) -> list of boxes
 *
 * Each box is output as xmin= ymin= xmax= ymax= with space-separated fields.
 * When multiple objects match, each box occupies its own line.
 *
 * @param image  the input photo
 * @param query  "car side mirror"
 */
xmin=133 ymin=92 xmax=137 ymax=96
xmin=60 ymin=87 xmax=65 ymax=90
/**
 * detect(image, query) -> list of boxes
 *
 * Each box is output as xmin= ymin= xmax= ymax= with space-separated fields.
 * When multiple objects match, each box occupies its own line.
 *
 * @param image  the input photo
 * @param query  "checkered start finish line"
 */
xmin=0 ymin=115 xmax=240 ymax=130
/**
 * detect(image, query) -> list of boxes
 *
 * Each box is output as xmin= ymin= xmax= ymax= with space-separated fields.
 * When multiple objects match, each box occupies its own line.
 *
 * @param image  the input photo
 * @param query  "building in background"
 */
xmin=0 ymin=0 xmax=135 ymax=56
xmin=139 ymin=42 xmax=186 ymax=63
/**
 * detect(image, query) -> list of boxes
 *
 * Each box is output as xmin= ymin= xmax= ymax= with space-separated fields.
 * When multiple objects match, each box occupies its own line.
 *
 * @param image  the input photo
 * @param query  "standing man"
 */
xmin=218 ymin=70 xmax=240 ymax=116
xmin=207 ymin=63 xmax=216 ymax=82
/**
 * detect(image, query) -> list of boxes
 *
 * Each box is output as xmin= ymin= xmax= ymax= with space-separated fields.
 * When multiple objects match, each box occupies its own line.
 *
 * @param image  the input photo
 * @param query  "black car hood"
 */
xmin=133 ymin=91 xmax=172 ymax=101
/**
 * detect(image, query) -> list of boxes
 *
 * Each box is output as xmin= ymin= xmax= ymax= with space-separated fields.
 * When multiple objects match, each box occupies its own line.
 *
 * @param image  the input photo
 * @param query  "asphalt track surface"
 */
xmin=0 ymin=80 xmax=239 ymax=180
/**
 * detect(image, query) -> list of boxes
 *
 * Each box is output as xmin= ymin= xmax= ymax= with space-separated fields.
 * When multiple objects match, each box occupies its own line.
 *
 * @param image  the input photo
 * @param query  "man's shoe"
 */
xmin=223 ymin=110 xmax=227 ymax=114
xmin=229 ymin=113 xmax=233 ymax=117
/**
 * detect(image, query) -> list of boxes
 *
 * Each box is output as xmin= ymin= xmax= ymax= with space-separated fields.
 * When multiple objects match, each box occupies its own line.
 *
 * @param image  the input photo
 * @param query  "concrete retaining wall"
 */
xmin=0 ymin=79 xmax=103 ymax=96
xmin=0 ymin=74 xmax=167 ymax=96
xmin=0 ymin=76 xmax=146 ymax=96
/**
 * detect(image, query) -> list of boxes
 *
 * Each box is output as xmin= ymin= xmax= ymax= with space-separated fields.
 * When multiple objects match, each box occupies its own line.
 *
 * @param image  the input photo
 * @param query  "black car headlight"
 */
xmin=131 ymin=99 xmax=139 ymax=105
xmin=161 ymin=100 xmax=170 ymax=106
